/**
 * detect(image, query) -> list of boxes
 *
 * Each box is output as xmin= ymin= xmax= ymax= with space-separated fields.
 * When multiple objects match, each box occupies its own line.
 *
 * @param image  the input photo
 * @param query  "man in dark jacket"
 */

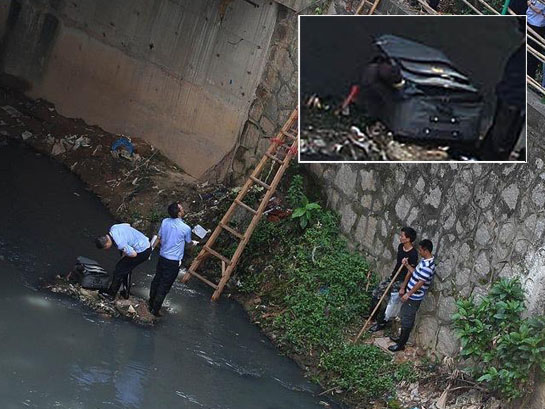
xmin=339 ymin=55 xmax=404 ymax=116
xmin=479 ymin=18 xmax=525 ymax=161
xmin=369 ymin=226 xmax=419 ymax=332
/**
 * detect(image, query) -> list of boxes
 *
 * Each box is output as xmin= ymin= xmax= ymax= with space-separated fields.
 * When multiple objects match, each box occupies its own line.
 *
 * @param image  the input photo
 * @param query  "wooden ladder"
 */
xmin=181 ymin=108 xmax=299 ymax=301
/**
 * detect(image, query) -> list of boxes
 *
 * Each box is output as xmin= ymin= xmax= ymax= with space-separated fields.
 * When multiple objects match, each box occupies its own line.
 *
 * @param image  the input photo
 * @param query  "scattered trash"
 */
xmin=305 ymin=95 xmax=323 ymax=109
xmin=21 ymin=131 xmax=32 ymax=140
xmin=1 ymin=105 xmax=22 ymax=118
xmin=192 ymin=224 xmax=210 ymax=239
xmin=72 ymin=136 xmax=91 ymax=150
xmin=111 ymin=136 xmax=134 ymax=156
xmin=51 ymin=140 xmax=66 ymax=155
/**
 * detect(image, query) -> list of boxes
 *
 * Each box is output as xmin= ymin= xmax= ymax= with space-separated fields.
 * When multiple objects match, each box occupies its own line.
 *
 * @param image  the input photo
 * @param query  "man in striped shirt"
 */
xmin=388 ymin=239 xmax=436 ymax=352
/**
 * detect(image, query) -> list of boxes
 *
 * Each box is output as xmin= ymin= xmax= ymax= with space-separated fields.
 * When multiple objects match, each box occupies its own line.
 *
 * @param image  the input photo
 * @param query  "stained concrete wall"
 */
xmin=308 ymin=91 xmax=543 ymax=359
xmin=230 ymin=3 xmax=300 ymax=183
xmin=0 ymin=0 xmax=281 ymax=180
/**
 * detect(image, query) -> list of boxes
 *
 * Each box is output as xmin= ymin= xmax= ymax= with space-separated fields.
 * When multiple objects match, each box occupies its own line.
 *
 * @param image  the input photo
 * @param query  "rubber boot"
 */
xmin=120 ymin=272 xmax=132 ymax=300
xmin=388 ymin=327 xmax=411 ymax=352
xmin=479 ymin=100 xmax=525 ymax=161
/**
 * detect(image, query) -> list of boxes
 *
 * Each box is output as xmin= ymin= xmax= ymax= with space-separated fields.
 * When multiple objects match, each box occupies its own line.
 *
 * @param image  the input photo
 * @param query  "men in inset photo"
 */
xmin=368 ymin=226 xmax=419 ymax=332
xmin=389 ymin=239 xmax=436 ymax=352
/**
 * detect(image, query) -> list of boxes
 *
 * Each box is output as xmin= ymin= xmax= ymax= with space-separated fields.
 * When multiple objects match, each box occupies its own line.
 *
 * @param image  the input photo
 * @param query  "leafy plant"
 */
xmin=291 ymin=195 xmax=321 ymax=229
xmin=287 ymin=174 xmax=305 ymax=208
xmin=320 ymin=344 xmax=415 ymax=400
xmin=453 ymin=278 xmax=545 ymax=400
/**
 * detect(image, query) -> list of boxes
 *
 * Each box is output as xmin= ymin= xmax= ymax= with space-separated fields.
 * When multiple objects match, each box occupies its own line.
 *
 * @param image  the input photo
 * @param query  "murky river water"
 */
xmin=0 ymin=141 xmax=338 ymax=409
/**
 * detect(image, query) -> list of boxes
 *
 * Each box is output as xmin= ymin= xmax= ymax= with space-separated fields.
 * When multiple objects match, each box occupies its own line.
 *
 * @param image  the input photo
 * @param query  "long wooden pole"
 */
xmin=353 ymin=264 xmax=405 ymax=343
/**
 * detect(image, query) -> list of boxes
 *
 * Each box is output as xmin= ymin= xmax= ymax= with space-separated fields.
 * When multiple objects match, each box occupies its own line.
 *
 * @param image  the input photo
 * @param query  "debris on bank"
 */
xmin=47 ymin=275 xmax=156 ymax=325
xmin=300 ymin=99 xmax=453 ymax=161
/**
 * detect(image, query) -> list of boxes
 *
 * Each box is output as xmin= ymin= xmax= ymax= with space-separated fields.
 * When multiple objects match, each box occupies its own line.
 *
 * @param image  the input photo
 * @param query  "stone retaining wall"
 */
xmin=307 ymin=92 xmax=544 ymax=358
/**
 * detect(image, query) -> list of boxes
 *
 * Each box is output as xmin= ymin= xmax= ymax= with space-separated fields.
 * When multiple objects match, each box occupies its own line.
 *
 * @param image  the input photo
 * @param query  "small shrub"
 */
xmin=291 ymin=195 xmax=321 ymax=229
xmin=453 ymin=278 xmax=545 ymax=400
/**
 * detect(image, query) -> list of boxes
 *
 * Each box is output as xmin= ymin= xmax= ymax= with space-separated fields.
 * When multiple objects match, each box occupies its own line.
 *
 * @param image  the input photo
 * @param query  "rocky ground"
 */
xmin=0 ymin=86 xmax=510 ymax=409
xmin=300 ymin=99 xmax=473 ymax=162
xmin=47 ymin=276 xmax=156 ymax=325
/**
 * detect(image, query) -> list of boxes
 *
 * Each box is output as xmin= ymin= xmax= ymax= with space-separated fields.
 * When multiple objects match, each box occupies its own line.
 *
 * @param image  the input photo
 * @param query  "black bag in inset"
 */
xmin=70 ymin=256 xmax=112 ymax=290
xmin=369 ymin=35 xmax=484 ymax=144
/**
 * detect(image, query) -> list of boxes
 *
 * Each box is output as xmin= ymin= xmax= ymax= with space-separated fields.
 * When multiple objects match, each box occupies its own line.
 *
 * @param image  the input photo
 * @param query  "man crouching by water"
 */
xmin=95 ymin=223 xmax=151 ymax=300
xmin=148 ymin=202 xmax=196 ymax=317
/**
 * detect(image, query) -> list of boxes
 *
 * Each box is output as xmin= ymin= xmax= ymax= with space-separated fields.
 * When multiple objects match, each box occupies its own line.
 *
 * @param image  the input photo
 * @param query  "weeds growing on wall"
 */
xmin=453 ymin=278 xmax=545 ymax=400
xmin=235 ymin=174 xmax=416 ymax=401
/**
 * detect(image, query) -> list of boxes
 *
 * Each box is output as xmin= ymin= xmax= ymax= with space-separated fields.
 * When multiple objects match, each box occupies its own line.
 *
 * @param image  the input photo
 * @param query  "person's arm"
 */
xmin=122 ymin=245 xmax=137 ymax=258
xmin=402 ymin=280 xmax=425 ymax=302
xmin=184 ymin=228 xmax=198 ymax=248
xmin=399 ymin=258 xmax=416 ymax=295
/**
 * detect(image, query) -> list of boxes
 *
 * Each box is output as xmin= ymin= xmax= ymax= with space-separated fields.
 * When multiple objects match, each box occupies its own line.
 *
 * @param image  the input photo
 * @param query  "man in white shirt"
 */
xmin=95 ymin=223 xmax=151 ymax=299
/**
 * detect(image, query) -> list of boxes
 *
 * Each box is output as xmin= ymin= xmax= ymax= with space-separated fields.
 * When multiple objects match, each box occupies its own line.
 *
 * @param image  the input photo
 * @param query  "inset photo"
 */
xmin=299 ymin=16 xmax=526 ymax=163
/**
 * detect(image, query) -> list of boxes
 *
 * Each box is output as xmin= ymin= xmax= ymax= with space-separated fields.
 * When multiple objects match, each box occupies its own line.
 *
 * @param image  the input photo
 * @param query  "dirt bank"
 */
xmin=0 ymin=86 xmax=506 ymax=409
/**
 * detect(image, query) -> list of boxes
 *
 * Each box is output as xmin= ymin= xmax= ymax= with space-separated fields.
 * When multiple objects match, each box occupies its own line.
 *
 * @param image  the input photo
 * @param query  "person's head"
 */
xmin=400 ymin=227 xmax=417 ymax=244
xmin=167 ymin=202 xmax=185 ymax=219
xmin=418 ymin=239 xmax=433 ymax=257
xmin=95 ymin=235 xmax=112 ymax=250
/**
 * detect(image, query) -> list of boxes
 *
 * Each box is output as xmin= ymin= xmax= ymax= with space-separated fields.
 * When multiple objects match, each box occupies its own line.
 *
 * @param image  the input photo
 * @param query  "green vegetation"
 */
xmin=290 ymin=195 xmax=321 ymax=229
xmin=235 ymin=174 xmax=416 ymax=401
xmin=453 ymin=278 xmax=545 ymax=400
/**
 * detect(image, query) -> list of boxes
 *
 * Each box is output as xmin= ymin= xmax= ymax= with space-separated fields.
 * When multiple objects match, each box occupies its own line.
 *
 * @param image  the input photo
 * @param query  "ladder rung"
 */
xmin=188 ymin=268 xmax=218 ymax=289
xmin=203 ymin=246 xmax=232 ymax=265
xmin=265 ymin=152 xmax=283 ymax=164
xmin=282 ymin=130 xmax=297 ymax=139
xmin=234 ymin=199 xmax=257 ymax=214
xmin=220 ymin=223 xmax=244 ymax=240
xmin=250 ymin=175 xmax=271 ymax=190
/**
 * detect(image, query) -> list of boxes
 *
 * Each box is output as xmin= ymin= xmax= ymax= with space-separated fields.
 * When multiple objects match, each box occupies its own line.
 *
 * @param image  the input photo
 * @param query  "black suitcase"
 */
xmin=70 ymin=256 xmax=111 ymax=290
xmin=369 ymin=35 xmax=484 ymax=144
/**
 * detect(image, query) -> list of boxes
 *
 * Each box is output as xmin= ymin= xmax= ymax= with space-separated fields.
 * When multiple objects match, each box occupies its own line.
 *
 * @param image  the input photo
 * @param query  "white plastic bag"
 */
xmin=384 ymin=291 xmax=402 ymax=321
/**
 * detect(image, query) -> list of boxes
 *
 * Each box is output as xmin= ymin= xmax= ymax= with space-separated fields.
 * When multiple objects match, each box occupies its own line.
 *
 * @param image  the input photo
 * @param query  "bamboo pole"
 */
xmin=528 ymin=75 xmax=545 ymax=96
xmin=528 ymin=44 xmax=545 ymax=64
xmin=460 ymin=0 xmax=483 ymax=14
xmin=528 ymin=26 xmax=545 ymax=50
xmin=355 ymin=0 xmax=375 ymax=13
xmin=368 ymin=0 xmax=383 ymax=14
xmin=473 ymin=0 xmax=500 ymax=14
xmin=414 ymin=0 xmax=439 ymax=14
xmin=353 ymin=264 xmax=405 ymax=343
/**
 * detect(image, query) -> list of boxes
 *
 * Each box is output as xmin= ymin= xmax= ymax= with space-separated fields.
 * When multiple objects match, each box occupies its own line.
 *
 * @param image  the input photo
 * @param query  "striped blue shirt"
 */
xmin=407 ymin=257 xmax=436 ymax=301
xmin=109 ymin=223 xmax=150 ymax=257
xmin=158 ymin=218 xmax=192 ymax=261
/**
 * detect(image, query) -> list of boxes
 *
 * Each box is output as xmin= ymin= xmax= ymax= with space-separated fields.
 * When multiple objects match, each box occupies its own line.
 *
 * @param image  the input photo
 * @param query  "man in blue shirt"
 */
xmin=95 ymin=223 xmax=151 ymax=299
xmin=389 ymin=239 xmax=436 ymax=352
xmin=148 ymin=202 xmax=195 ymax=317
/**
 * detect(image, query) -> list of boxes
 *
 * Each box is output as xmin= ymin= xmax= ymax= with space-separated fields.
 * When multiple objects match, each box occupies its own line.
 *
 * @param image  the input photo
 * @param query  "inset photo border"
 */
xmin=298 ymin=15 xmax=527 ymax=163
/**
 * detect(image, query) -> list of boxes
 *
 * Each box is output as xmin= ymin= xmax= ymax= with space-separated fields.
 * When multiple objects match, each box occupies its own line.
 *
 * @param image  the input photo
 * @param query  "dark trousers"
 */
xmin=107 ymin=247 xmax=151 ymax=297
xmin=528 ymin=25 xmax=545 ymax=80
xmin=400 ymin=298 xmax=422 ymax=330
xmin=149 ymin=256 xmax=180 ymax=313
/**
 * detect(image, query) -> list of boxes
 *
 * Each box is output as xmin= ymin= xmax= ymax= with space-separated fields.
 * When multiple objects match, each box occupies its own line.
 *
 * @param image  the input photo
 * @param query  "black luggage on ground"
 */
xmin=368 ymin=35 xmax=484 ymax=144
xmin=70 ymin=256 xmax=111 ymax=290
